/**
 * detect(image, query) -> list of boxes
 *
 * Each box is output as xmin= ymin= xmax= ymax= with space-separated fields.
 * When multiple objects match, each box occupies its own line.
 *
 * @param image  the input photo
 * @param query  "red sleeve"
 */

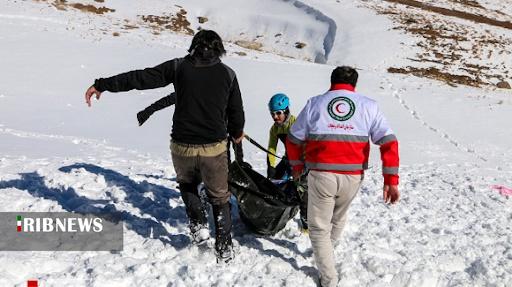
xmin=286 ymin=137 xmax=305 ymax=172
xmin=380 ymin=140 xmax=399 ymax=185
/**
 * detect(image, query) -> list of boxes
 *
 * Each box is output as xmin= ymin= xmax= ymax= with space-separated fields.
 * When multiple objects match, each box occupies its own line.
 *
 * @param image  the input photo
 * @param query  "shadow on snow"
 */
xmin=0 ymin=163 xmax=189 ymax=250
xmin=0 ymin=162 xmax=316 ymax=278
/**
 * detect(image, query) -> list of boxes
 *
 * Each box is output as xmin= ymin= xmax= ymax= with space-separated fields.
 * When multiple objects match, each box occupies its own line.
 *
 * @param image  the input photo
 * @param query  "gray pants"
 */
xmin=307 ymin=171 xmax=362 ymax=287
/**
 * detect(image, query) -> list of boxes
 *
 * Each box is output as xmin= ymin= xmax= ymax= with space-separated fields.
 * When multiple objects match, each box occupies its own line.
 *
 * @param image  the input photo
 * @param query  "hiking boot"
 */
xmin=180 ymin=182 xmax=209 ymax=244
xmin=190 ymin=224 xmax=210 ymax=244
xmin=215 ymin=244 xmax=234 ymax=263
xmin=212 ymin=202 xmax=233 ymax=263
xmin=215 ymin=239 xmax=240 ymax=263
xmin=180 ymin=183 xmax=208 ymax=225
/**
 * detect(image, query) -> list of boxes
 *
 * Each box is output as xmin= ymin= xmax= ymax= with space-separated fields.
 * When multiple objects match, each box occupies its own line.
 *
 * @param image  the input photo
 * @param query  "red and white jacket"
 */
xmin=286 ymin=84 xmax=399 ymax=185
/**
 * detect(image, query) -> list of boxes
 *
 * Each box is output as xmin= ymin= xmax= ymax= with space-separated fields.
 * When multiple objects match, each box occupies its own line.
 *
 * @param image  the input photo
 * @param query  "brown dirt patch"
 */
xmin=69 ymin=3 xmax=114 ymax=14
xmin=388 ymin=67 xmax=482 ymax=87
xmin=367 ymin=1 xmax=511 ymax=88
xmin=47 ymin=0 xmax=114 ymax=14
xmin=384 ymin=0 xmax=512 ymax=29
xmin=140 ymin=9 xmax=194 ymax=35
xmin=496 ymin=81 xmax=511 ymax=89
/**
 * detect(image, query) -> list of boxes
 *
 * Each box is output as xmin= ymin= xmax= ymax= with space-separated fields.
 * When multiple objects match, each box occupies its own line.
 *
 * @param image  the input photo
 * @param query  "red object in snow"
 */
xmin=27 ymin=280 xmax=38 ymax=287
xmin=491 ymin=185 xmax=512 ymax=196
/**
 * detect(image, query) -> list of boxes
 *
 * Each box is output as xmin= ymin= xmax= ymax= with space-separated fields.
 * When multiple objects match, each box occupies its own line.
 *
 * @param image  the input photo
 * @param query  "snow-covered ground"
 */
xmin=1 ymin=0 xmax=511 ymax=286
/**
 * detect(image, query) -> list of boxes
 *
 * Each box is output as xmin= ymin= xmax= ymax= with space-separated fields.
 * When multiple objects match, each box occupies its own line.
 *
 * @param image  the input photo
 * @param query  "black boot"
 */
xmin=212 ymin=202 xmax=233 ymax=263
xmin=300 ymin=214 xmax=309 ymax=233
xmin=180 ymin=183 xmax=209 ymax=243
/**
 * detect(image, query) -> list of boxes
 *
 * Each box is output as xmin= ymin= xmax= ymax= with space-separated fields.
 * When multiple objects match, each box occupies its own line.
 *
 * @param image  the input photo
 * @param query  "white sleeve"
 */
xmin=288 ymin=99 xmax=311 ymax=144
xmin=369 ymin=104 xmax=395 ymax=145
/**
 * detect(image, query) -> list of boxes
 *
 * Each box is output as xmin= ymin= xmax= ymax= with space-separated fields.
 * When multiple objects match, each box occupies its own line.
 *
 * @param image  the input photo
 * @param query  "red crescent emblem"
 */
xmin=335 ymin=103 xmax=345 ymax=114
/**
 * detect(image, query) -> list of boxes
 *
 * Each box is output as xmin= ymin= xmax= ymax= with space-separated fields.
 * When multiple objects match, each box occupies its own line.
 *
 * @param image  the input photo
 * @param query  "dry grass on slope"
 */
xmin=365 ymin=0 xmax=512 ymax=89
xmin=36 ymin=0 xmax=115 ymax=14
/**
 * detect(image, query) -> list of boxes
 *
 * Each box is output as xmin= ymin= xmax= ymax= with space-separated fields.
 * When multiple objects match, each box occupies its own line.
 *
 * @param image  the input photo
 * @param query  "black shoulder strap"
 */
xmin=244 ymin=135 xmax=282 ymax=159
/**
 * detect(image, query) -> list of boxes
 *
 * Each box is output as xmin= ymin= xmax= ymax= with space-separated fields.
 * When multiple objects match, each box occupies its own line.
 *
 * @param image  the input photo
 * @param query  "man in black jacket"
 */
xmin=85 ymin=30 xmax=245 ymax=263
xmin=136 ymin=92 xmax=246 ymax=163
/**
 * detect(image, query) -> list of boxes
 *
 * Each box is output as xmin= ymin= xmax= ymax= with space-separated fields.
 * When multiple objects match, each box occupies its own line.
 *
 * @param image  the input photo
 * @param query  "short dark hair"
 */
xmin=331 ymin=66 xmax=358 ymax=86
xmin=188 ymin=30 xmax=226 ymax=58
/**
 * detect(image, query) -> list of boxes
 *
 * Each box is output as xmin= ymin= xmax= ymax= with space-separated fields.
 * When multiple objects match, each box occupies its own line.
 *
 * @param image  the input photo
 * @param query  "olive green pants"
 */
xmin=170 ymin=140 xmax=230 ymax=205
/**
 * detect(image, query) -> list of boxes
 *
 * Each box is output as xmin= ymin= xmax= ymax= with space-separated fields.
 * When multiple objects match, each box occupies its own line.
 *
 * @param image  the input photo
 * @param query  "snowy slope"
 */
xmin=1 ymin=0 xmax=512 ymax=286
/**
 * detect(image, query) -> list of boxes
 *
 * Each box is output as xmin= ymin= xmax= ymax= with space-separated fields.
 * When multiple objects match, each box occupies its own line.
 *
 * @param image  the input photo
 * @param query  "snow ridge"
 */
xmin=288 ymin=0 xmax=337 ymax=63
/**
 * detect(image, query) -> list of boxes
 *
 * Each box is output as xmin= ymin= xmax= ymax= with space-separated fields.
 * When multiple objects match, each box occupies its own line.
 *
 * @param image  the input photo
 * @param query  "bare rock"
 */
xmin=497 ymin=81 xmax=511 ymax=89
xmin=295 ymin=42 xmax=306 ymax=49
xmin=198 ymin=16 xmax=208 ymax=24
xmin=234 ymin=40 xmax=263 ymax=51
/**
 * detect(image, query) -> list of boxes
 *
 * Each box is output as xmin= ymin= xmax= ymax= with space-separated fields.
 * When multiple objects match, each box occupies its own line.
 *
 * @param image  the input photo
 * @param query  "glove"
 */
xmin=239 ymin=161 xmax=252 ymax=170
xmin=137 ymin=109 xmax=153 ymax=126
xmin=267 ymin=166 xmax=277 ymax=179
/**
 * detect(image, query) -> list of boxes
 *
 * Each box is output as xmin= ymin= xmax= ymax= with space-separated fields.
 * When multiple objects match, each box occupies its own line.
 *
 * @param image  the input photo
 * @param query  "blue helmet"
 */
xmin=268 ymin=93 xmax=289 ymax=112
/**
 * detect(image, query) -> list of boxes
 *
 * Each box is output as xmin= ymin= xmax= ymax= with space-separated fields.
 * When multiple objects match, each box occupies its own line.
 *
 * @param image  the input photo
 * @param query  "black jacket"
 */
xmin=94 ymin=55 xmax=245 ymax=144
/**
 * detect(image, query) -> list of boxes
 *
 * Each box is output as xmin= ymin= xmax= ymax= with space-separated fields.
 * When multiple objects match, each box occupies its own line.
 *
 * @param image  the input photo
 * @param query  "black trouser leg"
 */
xmin=297 ymin=172 xmax=309 ymax=229
xmin=300 ymin=189 xmax=308 ymax=229
xmin=273 ymin=158 xmax=288 ymax=179
xmin=179 ymin=182 xmax=207 ymax=227
xmin=212 ymin=202 xmax=232 ymax=252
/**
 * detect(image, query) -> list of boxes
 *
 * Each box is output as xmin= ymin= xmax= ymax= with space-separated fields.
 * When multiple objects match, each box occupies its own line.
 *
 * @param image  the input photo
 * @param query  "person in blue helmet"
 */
xmin=267 ymin=93 xmax=293 ymax=179
xmin=267 ymin=93 xmax=308 ymax=232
